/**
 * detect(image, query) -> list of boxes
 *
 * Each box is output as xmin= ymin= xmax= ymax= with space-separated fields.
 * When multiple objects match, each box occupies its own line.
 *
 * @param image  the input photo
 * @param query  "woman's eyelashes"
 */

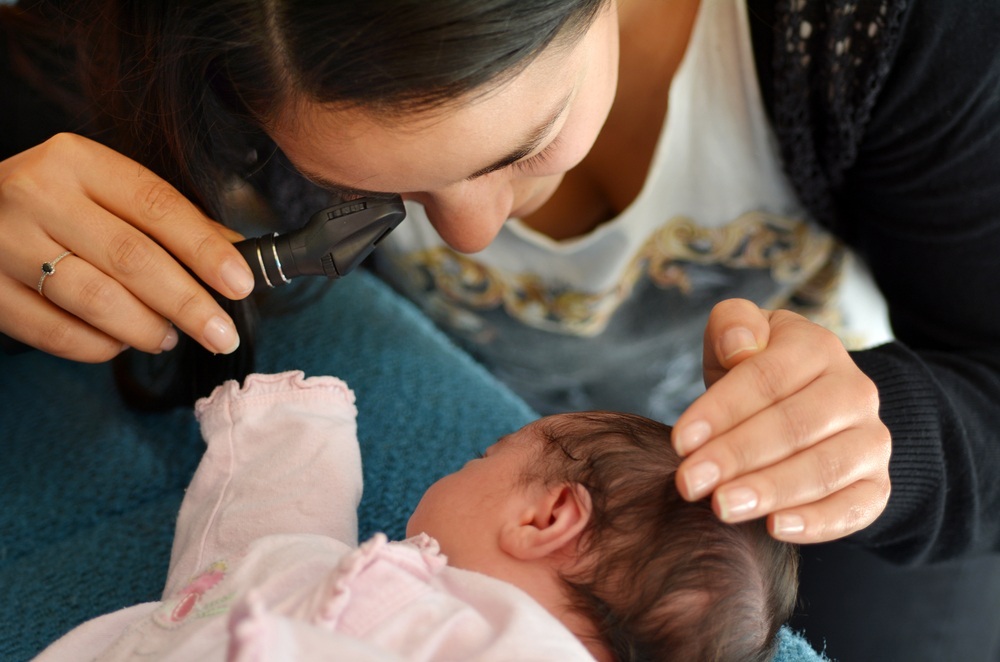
xmin=511 ymin=134 xmax=563 ymax=174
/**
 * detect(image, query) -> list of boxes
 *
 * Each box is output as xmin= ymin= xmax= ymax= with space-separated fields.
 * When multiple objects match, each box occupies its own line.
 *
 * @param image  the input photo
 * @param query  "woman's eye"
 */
xmin=511 ymin=135 xmax=563 ymax=173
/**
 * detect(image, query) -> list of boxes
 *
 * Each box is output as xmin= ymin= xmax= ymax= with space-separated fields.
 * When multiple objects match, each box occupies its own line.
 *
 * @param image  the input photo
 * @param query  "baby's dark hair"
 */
xmin=525 ymin=412 xmax=799 ymax=662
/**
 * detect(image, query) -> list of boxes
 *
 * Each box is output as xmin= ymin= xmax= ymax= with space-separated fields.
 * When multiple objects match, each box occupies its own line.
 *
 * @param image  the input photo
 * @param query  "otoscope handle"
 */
xmin=234 ymin=195 xmax=406 ymax=293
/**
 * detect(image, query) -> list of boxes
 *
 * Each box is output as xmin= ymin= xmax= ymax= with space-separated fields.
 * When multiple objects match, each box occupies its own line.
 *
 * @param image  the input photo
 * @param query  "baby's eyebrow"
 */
xmin=497 ymin=432 xmax=519 ymax=446
xmin=482 ymin=433 xmax=514 ymax=456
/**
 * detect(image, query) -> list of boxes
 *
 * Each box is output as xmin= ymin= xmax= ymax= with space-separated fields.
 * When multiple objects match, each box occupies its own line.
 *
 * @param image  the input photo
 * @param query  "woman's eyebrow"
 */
xmin=465 ymin=91 xmax=573 ymax=181
xmin=295 ymin=168 xmax=396 ymax=200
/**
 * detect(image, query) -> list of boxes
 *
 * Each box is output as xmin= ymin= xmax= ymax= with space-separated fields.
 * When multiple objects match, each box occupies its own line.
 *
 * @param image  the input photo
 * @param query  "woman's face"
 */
xmin=269 ymin=4 xmax=619 ymax=253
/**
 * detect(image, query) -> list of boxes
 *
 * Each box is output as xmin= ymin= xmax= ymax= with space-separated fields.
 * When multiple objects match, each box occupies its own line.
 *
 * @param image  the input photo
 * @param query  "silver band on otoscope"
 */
xmin=253 ymin=233 xmax=291 ymax=289
xmin=37 ymin=250 xmax=73 ymax=297
xmin=254 ymin=240 xmax=273 ymax=288
xmin=270 ymin=233 xmax=291 ymax=284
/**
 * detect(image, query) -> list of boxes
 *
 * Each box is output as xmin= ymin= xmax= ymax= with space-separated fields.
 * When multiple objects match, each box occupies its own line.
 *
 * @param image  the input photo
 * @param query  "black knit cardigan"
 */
xmin=748 ymin=0 xmax=1000 ymax=564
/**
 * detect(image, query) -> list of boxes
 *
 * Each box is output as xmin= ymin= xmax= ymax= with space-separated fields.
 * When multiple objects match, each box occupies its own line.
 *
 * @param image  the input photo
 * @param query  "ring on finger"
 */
xmin=37 ymin=250 xmax=74 ymax=298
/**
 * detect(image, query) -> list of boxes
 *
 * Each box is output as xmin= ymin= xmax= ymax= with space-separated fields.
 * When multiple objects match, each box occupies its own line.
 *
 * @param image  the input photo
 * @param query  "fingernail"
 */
xmin=203 ymin=315 xmax=240 ymax=354
xmin=676 ymin=420 xmax=711 ymax=455
xmin=721 ymin=327 xmax=758 ymax=360
xmin=717 ymin=487 xmax=759 ymax=519
xmin=684 ymin=461 xmax=720 ymax=499
xmin=773 ymin=514 xmax=805 ymax=536
xmin=220 ymin=259 xmax=255 ymax=297
xmin=159 ymin=326 xmax=178 ymax=352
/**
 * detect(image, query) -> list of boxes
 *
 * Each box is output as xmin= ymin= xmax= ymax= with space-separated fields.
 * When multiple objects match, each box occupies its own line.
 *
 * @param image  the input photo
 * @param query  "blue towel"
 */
xmin=0 ymin=271 xmax=826 ymax=661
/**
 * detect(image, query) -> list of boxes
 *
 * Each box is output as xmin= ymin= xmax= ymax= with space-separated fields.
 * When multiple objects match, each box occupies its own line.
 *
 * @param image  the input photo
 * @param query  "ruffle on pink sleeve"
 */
xmin=195 ymin=371 xmax=356 ymax=420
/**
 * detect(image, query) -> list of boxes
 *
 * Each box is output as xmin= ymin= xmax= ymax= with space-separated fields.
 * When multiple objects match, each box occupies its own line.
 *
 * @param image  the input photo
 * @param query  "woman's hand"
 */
xmin=0 ymin=133 xmax=255 ymax=362
xmin=672 ymin=299 xmax=892 ymax=543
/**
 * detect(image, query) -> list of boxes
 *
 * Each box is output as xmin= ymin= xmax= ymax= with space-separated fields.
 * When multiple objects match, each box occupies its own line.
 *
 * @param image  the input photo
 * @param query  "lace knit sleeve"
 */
xmin=757 ymin=0 xmax=1000 ymax=563
xmin=768 ymin=0 xmax=908 ymax=230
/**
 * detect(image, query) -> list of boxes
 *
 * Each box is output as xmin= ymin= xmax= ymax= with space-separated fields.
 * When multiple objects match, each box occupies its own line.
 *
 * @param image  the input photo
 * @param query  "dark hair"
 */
xmin=527 ymin=412 xmax=799 ymax=662
xmin=1 ymin=0 xmax=607 ymax=407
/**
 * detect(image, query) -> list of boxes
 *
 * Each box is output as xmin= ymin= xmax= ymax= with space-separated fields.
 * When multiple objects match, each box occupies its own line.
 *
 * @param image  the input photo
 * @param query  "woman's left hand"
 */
xmin=672 ymin=299 xmax=892 ymax=543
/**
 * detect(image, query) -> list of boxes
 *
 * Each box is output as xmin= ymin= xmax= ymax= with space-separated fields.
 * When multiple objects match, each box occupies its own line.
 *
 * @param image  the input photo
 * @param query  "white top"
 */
xmin=375 ymin=0 xmax=891 ymax=420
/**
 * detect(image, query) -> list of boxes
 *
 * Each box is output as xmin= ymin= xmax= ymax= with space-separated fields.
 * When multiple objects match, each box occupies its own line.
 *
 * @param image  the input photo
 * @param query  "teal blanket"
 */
xmin=0 ymin=272 xmax=826 ymax=661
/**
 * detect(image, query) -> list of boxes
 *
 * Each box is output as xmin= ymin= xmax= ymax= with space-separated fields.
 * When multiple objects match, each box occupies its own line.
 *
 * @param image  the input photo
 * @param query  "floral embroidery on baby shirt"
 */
xmin=153 ymin=560 xmax=235 ymax=628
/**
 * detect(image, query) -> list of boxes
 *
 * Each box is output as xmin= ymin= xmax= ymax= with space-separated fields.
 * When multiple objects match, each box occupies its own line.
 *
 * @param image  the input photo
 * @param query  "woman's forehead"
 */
xmin=268 ymin=20 xmax=593 ymax=192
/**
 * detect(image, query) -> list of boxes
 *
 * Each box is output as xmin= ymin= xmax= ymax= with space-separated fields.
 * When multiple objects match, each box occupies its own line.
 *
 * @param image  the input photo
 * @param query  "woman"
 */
xmin=2 ymin=1 xmax=999 ymax=658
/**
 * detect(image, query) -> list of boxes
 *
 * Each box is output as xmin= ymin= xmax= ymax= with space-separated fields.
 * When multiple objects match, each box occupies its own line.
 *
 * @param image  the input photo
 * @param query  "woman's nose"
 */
xmin=404 ymin=179 xmax=513 ymax=253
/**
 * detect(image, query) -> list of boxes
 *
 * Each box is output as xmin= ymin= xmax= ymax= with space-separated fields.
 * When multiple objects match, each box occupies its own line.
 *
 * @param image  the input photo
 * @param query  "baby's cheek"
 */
xmin=404 ymin=512 xmax=418 ymax=538
xmin=405 ymin=495 xmax=429 ymax=538
xmin=406 ymin=477 xmax=449 ymax=538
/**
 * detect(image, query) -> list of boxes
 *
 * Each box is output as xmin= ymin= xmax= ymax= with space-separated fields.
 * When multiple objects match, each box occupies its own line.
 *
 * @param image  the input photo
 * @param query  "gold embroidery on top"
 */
xmin=397 ymin=212 xmax=838 ymax=337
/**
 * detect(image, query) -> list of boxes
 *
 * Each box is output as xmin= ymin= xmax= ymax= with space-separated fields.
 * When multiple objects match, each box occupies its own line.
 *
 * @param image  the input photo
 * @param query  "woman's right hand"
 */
xmin=0 ymin=133 xmax=256 ymax=362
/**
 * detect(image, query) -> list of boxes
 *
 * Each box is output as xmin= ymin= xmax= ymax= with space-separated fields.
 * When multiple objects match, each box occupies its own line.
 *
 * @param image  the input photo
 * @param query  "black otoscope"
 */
xmin=234 ymin=195 xmax=406 ymax=293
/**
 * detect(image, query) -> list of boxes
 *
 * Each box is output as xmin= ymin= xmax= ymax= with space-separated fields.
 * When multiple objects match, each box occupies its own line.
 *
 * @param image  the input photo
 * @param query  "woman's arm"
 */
xmin=836 ymin=0 xmax=1000 ymax=563
xmin=677 ymin=0 xmax=1000 ymax=563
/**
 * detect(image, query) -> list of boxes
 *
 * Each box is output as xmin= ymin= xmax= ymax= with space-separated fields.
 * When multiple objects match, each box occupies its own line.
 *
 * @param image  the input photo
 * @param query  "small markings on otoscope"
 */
xmin=328 ymin=202 xmax=368 ymax=219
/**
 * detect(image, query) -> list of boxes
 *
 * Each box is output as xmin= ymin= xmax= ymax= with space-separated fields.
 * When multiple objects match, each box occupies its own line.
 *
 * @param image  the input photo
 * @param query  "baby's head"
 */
xmin=407 ymin=411 xmax=799 ymax=662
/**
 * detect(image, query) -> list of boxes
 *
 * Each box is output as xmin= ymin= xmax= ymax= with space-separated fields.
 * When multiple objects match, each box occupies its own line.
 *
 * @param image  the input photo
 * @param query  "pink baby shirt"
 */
xmin=34 ymin=371 xmax=595 ymax=661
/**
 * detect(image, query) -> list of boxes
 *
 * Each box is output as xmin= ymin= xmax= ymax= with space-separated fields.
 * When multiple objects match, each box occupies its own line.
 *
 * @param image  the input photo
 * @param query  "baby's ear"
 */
xmin=499 ymin=483 xmax=592 ymax=561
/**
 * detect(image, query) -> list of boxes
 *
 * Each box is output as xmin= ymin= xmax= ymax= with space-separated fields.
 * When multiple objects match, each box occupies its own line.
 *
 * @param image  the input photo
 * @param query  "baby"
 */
xmin=36 ymin=371 xmax=797 ymax=662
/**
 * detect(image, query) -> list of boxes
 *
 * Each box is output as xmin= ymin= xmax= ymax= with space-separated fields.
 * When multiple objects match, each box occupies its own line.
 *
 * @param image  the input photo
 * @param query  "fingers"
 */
xmin=47 ymin=201 xmax=241 ymax=354
xmin=62 ymin=133 xmax=256 ymax=301
xmin=35 ymin=252 xmax=181 ymax=354
xmin=0 ymin=273 xmax=126 ymax=362
xmin=701 ymin=298 xmax=772 ymax=387
xmin=675 ymin=423 xmax=891 ymax=541
xmin=678 ymin=370 xmax=872 ymax=497
xmin=0 ymin=231 xmax=180 ymax=357
xmin=674 ymin=309 xmax=840 ymax=456
xmin=0 ymin=133 xmax=254 ymax=360
xmin=672 ymin=305 xmax=892 ymax=543
xmin=767 ymin=478 xmax=890 ymax=543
